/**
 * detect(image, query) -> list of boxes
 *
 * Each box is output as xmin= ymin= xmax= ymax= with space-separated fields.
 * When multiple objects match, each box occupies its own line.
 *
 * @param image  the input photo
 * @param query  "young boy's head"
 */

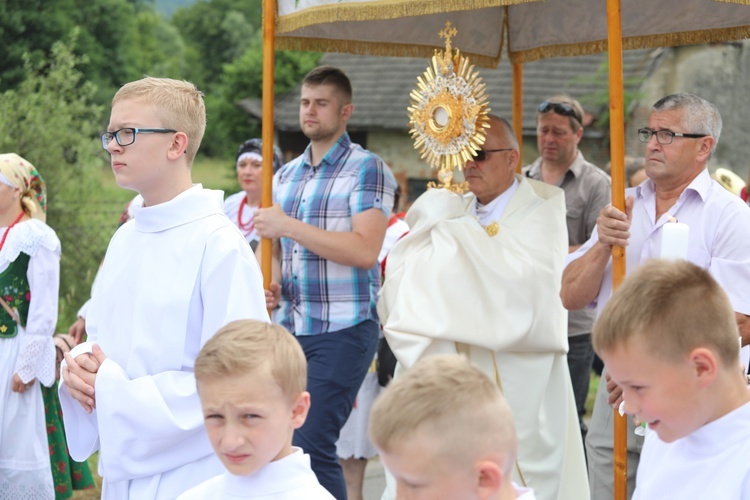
xmin=105 ymin=77 xmax=205 ymax=202
xmin=370 ymin=355 xmax=518 ymax=500
xmin=593 ymin=259 xmax=745 ymax=443
xmin=194 ymin=320 xmax=310 ymax=477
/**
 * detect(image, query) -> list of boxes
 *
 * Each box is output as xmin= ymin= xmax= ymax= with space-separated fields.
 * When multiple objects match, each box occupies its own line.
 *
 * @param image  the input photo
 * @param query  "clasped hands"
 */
xmin=61 ymin=344 xmax=108 ymax=414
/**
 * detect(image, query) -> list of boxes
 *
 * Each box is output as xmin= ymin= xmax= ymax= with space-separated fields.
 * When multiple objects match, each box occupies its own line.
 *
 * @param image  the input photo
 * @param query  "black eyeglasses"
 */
xmin=101 ymin=127 xmax=177 ymax=150
xmin=637 ymin=128 xmax=708 ymax=145
xmin=538 ymin=101 xmax=583 ymax=125
xmin=472 ymin=148 xmax=513 ymax=162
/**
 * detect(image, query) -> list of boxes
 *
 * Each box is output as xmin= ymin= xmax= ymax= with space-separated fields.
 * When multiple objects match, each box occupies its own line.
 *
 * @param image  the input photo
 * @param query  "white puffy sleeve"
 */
xmin=13 ymin=224 xmax=61 ymax=387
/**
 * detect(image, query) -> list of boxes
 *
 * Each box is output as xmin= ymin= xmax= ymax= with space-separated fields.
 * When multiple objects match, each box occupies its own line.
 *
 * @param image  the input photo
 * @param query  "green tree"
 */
xmin=202 ymin=33 xmax=320 ymax=157
xmin=0 ymin=0 xmax=178 ymax=102
xmin=0 ymin=34 xmax=110 ymax=329
xmin=171 ymin=0 xmax=261 ymax=90
xmin=129 ymin=7 xmax=189 ymax=79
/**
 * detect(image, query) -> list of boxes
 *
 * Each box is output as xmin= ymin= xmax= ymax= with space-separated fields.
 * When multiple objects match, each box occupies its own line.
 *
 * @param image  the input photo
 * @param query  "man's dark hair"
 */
xmin=303 ymin=66 xmax=353 ymax=103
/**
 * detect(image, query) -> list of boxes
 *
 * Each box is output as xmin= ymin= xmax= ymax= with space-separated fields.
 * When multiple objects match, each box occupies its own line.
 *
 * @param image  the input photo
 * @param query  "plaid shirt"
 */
xmin=273 ymin=133 xmax=396 ymax=336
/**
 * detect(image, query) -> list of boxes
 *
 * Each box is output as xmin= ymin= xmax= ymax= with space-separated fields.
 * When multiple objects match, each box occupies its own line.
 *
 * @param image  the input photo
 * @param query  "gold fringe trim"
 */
xmin=276 ymin=0 xmax=538 ymax=34
xmin=275 ymin=35 xmax=502 ymax=68
xmin=510 ymin=26 xmax=750 ymax=64
xmin=715 ymin=0 xmax=750 ymax=5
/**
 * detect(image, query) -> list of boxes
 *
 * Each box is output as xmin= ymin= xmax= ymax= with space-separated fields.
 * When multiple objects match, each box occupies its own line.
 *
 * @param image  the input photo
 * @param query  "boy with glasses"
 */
xmin=523 ymin=95 xmax=611 ymax=449
xmin=59 ymin=76 xmax=269 ymax=499
xmin=562 ymin=93 xmax=750 ymax=499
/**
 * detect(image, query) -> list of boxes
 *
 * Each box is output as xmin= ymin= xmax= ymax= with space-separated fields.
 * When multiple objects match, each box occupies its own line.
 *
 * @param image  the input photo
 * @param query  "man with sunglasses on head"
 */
xmin=379 ymin=115 xmax=589 ymax=500
xmin=561 ymin=93 xmax=750 ymax=499
xmin=524 ymin=96 xmax=611 ymax=451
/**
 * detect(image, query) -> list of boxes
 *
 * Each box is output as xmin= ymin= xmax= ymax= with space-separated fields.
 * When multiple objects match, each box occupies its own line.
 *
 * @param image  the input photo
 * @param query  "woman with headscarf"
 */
xmin=223 ymin=139 xmax=283 ymax=252
xmin=0 ymin=153 xmax=90 ymax=499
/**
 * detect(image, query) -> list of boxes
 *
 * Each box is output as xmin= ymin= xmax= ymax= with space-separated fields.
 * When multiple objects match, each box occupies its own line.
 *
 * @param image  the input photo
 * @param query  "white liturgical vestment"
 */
xmin=378 ymin=176 xmax=589 ymax=500
xmin=177 ymin=448 xmax=334 ymax=500
xmin=59 ymin=186 xmax=269 ymax=500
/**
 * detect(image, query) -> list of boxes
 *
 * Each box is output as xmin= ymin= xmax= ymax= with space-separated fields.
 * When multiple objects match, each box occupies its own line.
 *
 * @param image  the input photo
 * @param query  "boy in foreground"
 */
xmin=369 ymin=354 xmax=536 ymax=500
xmin=178 ymin=319 xmax=333 ymax=499
xmin=593 ymin=259 xmax=750 ymax=499
xmin=59 ymin=77 xmax=269 ymax=498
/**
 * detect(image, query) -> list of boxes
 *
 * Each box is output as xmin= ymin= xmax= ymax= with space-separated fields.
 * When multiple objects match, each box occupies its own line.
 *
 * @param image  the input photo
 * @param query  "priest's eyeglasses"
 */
xmin=101 ymin=127 xmax=177 ymax=150
xmin=472 ymin=148 xmax=513 ymax=162
xmin=637 ymin=128 xmax=708 ymax=145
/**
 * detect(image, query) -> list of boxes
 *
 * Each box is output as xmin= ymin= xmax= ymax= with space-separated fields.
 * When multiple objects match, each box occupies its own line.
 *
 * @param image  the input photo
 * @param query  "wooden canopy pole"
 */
xmin=607 ymin=0 xmax=628 ymax=497
xmin=261 ymin=0 xmax=276 ymax=293
xmin=512 ymin=61 xmax=524 ymax=173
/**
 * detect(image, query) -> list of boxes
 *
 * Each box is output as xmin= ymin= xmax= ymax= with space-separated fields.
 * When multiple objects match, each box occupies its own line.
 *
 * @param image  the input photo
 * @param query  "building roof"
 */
xmin=241 ymin=49 xmax=663 ymax=135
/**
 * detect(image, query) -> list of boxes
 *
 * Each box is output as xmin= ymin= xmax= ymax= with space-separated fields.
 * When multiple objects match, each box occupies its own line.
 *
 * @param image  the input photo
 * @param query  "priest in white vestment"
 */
xmin=378 ymin=116 xmax=588 ymax=500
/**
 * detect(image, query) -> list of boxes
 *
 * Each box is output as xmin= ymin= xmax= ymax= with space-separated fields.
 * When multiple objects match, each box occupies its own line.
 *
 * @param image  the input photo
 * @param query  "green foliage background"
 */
xmin=0 ymin=0 xmax=320 ymax=330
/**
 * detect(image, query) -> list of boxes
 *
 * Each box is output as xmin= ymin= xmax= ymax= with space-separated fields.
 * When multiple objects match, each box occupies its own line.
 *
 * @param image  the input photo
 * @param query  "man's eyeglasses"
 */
xmin=637 ymin=128 xmax=708 ymax=145
xmin=472 ymin=148 xmax=513 ymax=162
xmin=101 ymin=127 xmax=177 ymax=150
xmin=538 ymin=101 xmax=582 ymax=125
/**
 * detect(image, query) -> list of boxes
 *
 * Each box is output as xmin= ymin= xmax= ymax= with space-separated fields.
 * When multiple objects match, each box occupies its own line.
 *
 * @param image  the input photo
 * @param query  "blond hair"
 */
xmin=195 ymin=320 xmax=307 ymax=402
xmin=369 ymin=355 xmax=517 ymax=476
xmin=113 ymin=77 xmax=206 ymax=166
xmin=593 ymin=260 xmax=739 ymax=367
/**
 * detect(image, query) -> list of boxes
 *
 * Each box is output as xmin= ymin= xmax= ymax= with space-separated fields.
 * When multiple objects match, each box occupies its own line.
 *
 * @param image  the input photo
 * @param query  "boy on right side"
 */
xmin=178 ymin=319 xmax=334 ymax=500
xmin=369 ymin=354 xmax=535 ymax=500
xmin=593 ymin=259 xmax=750 ymax=499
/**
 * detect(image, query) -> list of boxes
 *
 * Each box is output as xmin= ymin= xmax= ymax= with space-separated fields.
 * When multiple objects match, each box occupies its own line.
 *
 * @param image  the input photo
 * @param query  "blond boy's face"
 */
xmin=380 ymin=431 xmax=482 ymax=500
xmin=601 ymin=336 xmax=704 ymax=443
xmin=198 ymin=369 xmax=309 ymax=476
xmin=106 ymin=98 xmax=176 ymax=199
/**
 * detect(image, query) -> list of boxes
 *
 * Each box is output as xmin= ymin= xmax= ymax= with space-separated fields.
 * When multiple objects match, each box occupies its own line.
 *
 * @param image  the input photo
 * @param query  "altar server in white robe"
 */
xmin=378 ymin=116 xmax=588 ymax=500
xmin=59 ymin=77 xmax=269 ymax=500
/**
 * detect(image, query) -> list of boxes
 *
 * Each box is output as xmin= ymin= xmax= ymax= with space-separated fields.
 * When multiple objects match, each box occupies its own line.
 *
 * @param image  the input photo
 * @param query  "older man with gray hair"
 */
xmin=561 ymin=93 xmax=750 ymax=499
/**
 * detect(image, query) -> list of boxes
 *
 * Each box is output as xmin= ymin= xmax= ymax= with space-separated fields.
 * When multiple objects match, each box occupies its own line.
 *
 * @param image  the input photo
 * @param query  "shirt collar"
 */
xmin=302 ymin=132 xmax=351 ymax=169
xmin=636 ymin=168 xmax=712 ymax=202
xmin=525 ymin=150 xmax=582 ymax=183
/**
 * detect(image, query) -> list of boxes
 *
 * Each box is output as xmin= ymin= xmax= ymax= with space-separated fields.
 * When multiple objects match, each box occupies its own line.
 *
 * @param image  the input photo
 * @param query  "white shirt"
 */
xmin=59 ymin=186 xmax=269 ymax=500
xmin=223 ymin=191 xmax=259 ymax=248
xmin=177 ymin=448 xmax=334 ymax=499
xmin=567 ymin=169 xmax=750 ymax=316
xmin=634 ymin=401 xmax=750 ymax=499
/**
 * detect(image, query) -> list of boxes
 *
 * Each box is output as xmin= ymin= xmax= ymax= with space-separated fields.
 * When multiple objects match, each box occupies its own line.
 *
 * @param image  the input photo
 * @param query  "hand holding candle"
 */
xmin=660 ymin=216 xmax=689 ymax=260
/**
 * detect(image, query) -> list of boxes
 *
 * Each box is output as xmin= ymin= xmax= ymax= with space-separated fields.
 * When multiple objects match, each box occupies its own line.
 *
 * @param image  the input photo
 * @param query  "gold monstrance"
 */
xmin=408 ymin=22 xmax=490 ymax=192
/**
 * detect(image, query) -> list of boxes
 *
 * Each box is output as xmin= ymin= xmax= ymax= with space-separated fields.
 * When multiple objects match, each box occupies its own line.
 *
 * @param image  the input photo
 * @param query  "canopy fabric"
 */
xmin=276 ymin=0 xmax=750 ymax=67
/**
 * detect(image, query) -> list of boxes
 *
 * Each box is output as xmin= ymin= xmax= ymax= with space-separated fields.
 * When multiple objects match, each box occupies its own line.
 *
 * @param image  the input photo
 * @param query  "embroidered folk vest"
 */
xmin=0 ymin=252 xmax=31 ymax=338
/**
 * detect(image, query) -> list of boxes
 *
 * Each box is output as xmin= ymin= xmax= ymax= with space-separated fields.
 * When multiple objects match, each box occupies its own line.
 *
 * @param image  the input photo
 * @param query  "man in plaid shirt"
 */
xmin=255 ymin=66 xmax=397 ymax=500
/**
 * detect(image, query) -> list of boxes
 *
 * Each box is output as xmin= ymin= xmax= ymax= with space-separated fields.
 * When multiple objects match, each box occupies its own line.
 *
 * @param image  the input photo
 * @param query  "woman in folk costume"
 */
xmin=0 ymin=152 xmax=67 ymax=499
xmin=223 ymin=139 xmax=283 ymax=252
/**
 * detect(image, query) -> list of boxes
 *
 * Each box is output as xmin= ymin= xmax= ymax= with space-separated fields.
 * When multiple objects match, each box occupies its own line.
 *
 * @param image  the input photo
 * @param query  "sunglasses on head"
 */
xmin=538 ymin=101 xmax=583 ymax=125
xmin=472 ymin=148 xmax=513 ymax=162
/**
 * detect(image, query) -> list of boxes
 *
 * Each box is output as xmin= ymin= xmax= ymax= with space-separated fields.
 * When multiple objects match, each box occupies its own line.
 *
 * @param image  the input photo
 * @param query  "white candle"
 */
xmin=660 ymin=217 xmax=689 ymax=260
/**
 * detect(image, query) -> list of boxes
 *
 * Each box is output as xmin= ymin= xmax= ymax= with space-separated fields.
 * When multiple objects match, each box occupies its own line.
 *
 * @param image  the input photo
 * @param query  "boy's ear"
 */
xmin=475 ymin=460 xmax=503 ymax=499
xmin=167 ymin=132 xmax=189 ymax=160
xmin=689 ymin=347 xmax=718 ymax=387
xmin=290 ymin=391 xmax=311 ymax=430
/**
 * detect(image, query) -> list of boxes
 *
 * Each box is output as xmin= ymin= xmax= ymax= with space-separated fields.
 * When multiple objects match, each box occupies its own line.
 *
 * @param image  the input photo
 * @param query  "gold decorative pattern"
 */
xmin=408 ymin=22 xmax=490 ymax=191
xmin=484 ymin=222 xmax=499 ymax=237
